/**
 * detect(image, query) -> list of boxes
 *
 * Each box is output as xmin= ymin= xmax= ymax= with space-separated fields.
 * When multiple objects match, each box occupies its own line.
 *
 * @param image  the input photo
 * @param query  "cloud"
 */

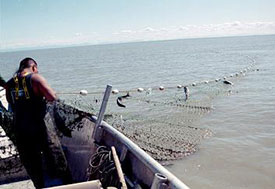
xmin=74 ymin=32 xmax=83 ymax=37
xmin=178 ymin=26 xmax=188 ymax=31
xmin=109 ymin=21 xmax=275 ymax=45
xmin=197 ymin=21 xmax=275 ymax=34
xmin=120 ymin=30 xmax=135 ymax=34
xmin=229 ymin=21 xmax=242 ymax=27
xmin=1 ymin=32 xmax=100 ymax=51
xmin=2 ymin=21 xmax=275 ymax=51
xmin=142 ymin=27 xmax=156 ymax=32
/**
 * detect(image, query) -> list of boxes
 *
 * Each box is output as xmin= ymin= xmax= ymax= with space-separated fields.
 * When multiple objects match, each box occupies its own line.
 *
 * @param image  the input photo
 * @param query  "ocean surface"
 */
xmin=0 ymin=35 xmax=275 ymax=188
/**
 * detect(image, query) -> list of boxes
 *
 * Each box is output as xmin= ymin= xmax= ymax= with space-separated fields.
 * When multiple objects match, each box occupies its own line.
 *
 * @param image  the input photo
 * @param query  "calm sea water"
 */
xmin=1 ymin=35 xmax=275 ymax=188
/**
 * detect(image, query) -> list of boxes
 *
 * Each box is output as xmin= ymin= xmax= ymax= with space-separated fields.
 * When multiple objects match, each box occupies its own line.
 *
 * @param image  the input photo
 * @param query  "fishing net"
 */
xmin=0 ymin=57 xmax=258 ymax=182
xmin=60 ymin=85 xmax=216 ymax=162
xmin=0 ymin=103 xmax=27 ymax=183
xmin=0 ymin=100 xmax=95 ymax=184
xmin=58 ymin=60 xmax=257 ymax=162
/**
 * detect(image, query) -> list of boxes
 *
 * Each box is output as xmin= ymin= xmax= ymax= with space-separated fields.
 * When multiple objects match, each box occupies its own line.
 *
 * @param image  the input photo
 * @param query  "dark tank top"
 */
xmin=7 ymin=73 xmax=47 ymax=142
xmin=7 ymin=73 xmax=68 ymax=178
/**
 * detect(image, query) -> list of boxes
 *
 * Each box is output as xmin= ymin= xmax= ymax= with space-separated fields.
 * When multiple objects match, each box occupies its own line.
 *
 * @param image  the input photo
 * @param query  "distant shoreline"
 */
xmin=1 ymin=33 xmax=275 ymax=53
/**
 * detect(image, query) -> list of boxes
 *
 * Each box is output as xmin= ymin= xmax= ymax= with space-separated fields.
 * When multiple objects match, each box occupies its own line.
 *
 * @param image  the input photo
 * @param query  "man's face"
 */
xmin=29 ymin=60 xmax=38 ymax=73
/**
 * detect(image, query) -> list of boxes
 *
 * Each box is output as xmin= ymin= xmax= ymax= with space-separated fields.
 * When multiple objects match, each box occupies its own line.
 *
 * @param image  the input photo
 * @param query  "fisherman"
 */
xmin=5 ymin=58 xmax=69 ymax=188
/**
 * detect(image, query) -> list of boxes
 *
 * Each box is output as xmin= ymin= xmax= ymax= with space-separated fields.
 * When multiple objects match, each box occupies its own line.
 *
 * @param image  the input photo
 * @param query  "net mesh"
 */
xmin=59 ymin=64 xmax=257 ymax=162
xmin=0 ymin=59 xmax=258 ymax=180
xmin=61 ymin=84 xmax=216 ymax=162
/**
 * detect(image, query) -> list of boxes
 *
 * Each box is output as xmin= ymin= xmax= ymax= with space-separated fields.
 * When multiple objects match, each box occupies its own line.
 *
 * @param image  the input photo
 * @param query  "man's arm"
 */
xmin=31 ymin=74 xmax=57 ymax=101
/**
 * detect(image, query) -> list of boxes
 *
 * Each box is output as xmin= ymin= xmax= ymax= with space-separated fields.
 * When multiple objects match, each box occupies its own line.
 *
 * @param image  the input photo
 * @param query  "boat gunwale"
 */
xmin=96 ymin=116 xmax=189 ymax=189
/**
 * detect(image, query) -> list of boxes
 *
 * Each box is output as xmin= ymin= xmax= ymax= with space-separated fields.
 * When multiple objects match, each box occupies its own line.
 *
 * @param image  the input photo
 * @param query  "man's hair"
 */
xmin=15 ymin=57 xmax=37 ymax=75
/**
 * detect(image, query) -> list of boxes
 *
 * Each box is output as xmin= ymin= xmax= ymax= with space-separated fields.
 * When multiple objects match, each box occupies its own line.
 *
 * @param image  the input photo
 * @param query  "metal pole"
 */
xmin=93 ymin=85 xmax=112 ymax=142
xmin=151 ymin=173 xmax=168 ymax=189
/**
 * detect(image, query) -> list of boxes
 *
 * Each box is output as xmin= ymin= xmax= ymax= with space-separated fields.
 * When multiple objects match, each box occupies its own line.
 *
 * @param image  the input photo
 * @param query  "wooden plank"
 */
xmin=111 ymin=146 xmax=127 ymax=189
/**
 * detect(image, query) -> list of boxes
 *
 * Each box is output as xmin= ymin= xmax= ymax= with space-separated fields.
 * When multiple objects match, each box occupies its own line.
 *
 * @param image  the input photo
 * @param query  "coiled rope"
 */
xmin=87 ymin=146 xmax=119 ymax=188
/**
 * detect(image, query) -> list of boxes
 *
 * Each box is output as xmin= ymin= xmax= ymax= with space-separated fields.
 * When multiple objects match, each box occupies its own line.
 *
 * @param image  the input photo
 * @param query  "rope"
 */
xmin=87 ymin=146 xmax=119 ymax=188
xmin=57 ymin=55 xmax=257 ymax=96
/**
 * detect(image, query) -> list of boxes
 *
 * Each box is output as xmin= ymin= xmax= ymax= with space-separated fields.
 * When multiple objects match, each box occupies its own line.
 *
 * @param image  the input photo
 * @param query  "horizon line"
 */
xmin=1 ymin=33 xmax=275 ymax=53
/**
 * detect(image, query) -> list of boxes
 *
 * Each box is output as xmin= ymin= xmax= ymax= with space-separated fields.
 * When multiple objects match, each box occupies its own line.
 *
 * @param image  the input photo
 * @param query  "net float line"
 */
xmin=57 ymin=55 xmax=258 ymax=96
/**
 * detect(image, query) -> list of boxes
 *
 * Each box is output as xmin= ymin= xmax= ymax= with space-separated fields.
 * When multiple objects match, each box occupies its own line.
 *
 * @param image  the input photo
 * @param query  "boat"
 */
xmin=0 ymin=85 xmax=189 ymax=189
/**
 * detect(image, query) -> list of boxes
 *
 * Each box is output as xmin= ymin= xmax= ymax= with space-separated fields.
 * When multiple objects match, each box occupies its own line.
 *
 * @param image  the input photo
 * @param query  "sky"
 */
xmin=1 ymin=0 xmax=275 ymax=51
